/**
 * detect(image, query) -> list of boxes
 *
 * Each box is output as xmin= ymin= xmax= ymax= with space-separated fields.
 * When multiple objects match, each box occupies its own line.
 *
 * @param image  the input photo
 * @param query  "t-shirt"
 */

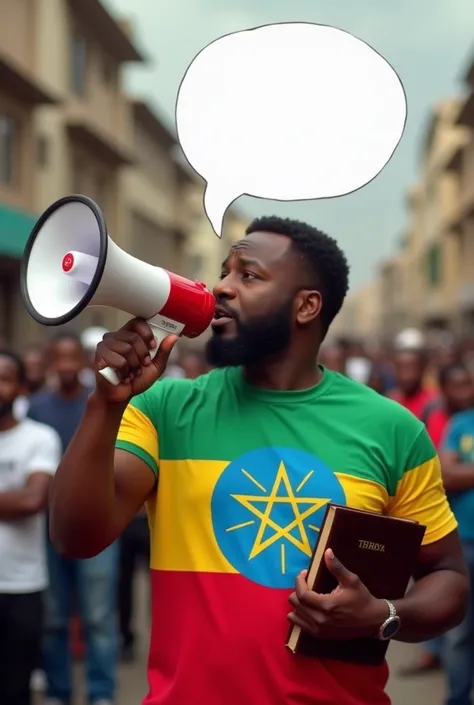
xmin=388 ymin=387 xmax=439 ymax=420
xmin=116 ymin=366 xmax=457 ymax=705
xmin=13 ymin=395 xmax=30 ymax=421
xmin=27 ymin=387 xmax=91 ymax=453
xmin=442 ymin=409 xmax=474 ymax=542
xmin=0 ymin=419 xmax=61 ymax=593
xmin=423 ymin=404 xmax=450 ymax=450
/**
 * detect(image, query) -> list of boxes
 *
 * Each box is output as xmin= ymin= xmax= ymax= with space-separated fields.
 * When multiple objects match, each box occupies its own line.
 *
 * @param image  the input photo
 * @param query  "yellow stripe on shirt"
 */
xmin=116 ymin=403 xmax=159 ymax=475
xmin=148 ymin=460 xmax=392 ymax=573
xmin=388 ymin=456 xmax=458 ymax=544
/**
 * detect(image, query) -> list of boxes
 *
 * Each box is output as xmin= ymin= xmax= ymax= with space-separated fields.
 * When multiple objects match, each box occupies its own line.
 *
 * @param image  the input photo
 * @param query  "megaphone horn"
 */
xmin=20 ymin=194 xmax=216 ymax=385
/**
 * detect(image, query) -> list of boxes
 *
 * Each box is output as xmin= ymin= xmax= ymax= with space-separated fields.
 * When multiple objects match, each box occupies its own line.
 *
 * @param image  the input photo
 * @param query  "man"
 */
xmin=12 ymin=344 xmax=48 ymax=421
xmin=388 ymin=348 xmax=439 ymax=419
xmin=399 ymin=362 xmax=474 ymax=677
xmin=0 ymin=349 xmax=61 ymax=705
xmin=179 ymin=351 xmax=207 ymax=379
xmin=425 ymin=364 xmax=474 ymax=450
xmin=48 ymin=217 xmax=468 ymax=705
xmin=440 ymin=402 xmax=474 ymax=705
xmin=118 ymin=505 xmax=149 ymax=663
xmin=27 ymin=333 xmax=118 ymax=705
xmin=319 ymin=344 xmax=346 ymax=373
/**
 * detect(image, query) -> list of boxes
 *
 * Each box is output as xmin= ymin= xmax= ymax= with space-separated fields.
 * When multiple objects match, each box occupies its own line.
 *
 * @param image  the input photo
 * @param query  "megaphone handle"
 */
xmin=98 ymin=318 xmax=184 ymax=387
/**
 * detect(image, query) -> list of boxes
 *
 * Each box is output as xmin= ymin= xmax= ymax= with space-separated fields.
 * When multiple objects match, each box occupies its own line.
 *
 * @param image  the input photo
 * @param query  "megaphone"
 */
xmin=20 ymin=194 xmax=215 ymax=385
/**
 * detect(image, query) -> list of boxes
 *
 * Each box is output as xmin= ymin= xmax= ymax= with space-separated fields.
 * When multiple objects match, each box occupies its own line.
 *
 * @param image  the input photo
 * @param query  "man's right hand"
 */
xmin=94 ymin=318 xmax=178 ymax=404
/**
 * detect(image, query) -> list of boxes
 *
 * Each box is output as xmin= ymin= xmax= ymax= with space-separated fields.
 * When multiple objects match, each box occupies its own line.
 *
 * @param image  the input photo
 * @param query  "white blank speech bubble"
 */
xmin=176 ymin=22 xmax=407 ymax=238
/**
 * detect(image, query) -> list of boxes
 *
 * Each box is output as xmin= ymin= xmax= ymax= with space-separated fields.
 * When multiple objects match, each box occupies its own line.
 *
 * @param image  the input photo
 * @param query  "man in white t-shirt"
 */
xmin=0 ymin=349 xmax=61 ymax=705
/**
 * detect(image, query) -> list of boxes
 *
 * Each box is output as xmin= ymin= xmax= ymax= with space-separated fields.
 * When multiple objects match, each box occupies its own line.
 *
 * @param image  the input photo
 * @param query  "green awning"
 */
xmin=0 ymin=202 xmax=36 ymax=258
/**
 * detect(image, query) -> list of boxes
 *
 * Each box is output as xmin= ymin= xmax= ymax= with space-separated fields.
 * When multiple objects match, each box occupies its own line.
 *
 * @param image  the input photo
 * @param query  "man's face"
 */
xmin=23 ymin=349 xmax=46 ymax=393
xmin=394 ymin=351 xmax=425 ymax=394
xmin=443 ymin=370 xmax=474 ymax=412
xmin=206 ymin=231 xmax=316 ymax=368
xmin=0 ymin=356 xmax=21 ymax=419
xmin=51 ymin=338 xmax=84 ymax=389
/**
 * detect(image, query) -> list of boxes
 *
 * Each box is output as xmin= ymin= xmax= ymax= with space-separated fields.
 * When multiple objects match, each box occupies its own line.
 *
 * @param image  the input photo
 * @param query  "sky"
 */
xmin=105 ymin=0 xmax=474 ymax=290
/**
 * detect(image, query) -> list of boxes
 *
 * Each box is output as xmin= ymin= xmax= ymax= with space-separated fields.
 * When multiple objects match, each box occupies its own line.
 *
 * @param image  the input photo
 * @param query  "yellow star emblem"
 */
xmin=227 ymin=462 xmax=330 ymax=569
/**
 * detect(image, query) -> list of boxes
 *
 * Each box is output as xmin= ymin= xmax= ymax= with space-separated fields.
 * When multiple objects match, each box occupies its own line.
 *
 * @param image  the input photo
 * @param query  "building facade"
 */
xmin=0 ymin=0 xmax=217 ymax=348
xmin=450 ymin=56 xmax=474 ymax=337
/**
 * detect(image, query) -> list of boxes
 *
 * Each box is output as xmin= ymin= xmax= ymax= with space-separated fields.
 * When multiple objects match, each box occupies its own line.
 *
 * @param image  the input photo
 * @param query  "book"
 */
xmin=286 ymin=503 xmax=426 ymax=665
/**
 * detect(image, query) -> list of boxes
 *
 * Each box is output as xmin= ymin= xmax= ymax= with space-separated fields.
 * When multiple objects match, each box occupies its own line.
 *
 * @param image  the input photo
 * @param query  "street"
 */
xmin=43 ymin=567 xmax=449 ymax=705
xmin=111 ymin=641 xmax=447 ymax=705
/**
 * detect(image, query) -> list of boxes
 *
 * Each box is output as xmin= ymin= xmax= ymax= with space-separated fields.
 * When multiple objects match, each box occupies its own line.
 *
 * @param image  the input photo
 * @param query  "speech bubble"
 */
xmin=175 ymin=22 xmax=407 ymax=238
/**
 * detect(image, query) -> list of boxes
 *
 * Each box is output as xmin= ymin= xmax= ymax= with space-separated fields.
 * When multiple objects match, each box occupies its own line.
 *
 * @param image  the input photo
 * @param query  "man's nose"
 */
xmin=213 ymin=273 xmax=237 ymax=299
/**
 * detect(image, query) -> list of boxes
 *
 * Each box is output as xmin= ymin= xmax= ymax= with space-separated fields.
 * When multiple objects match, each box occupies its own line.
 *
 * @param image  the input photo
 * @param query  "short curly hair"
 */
xmin=245 ymin=216 xmax=350 ymax=336
xmin=0 ymin=348 xmax=26 ymax=385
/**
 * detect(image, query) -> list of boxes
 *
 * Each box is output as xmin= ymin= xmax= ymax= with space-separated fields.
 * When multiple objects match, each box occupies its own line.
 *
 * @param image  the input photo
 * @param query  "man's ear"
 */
xmin=295 ymin=290 xmax=322 ymax=325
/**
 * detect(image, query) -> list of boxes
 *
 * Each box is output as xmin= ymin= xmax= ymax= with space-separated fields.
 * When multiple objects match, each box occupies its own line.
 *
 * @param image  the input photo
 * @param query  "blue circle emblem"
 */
xmin=211 ymin=447 xmax=346 ymax=589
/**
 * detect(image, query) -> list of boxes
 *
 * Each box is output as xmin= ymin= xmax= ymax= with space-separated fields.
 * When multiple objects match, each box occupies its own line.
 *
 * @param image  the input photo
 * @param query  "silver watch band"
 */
xmin=382 ymin=599 xmax=397 ymax=618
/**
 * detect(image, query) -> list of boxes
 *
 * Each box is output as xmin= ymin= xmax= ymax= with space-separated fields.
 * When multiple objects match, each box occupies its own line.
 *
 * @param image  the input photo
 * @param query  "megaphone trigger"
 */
xmin=98 ymin=316 xmax=185 ymax=386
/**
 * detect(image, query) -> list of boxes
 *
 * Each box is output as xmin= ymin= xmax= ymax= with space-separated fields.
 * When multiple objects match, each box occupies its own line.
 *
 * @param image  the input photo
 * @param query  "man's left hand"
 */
xmin=288 ymin=549 xmax=388 ymax=638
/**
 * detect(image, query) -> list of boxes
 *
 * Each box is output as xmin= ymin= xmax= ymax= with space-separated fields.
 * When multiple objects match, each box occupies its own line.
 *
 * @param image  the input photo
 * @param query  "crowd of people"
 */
xmin=321 ymin=331 xmax=474 ymax=705
xmin=0 ymin=328 xmax=207 ymax=705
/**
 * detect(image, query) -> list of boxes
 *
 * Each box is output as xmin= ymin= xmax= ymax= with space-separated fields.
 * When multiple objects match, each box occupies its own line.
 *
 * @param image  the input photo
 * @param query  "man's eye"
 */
xmin=219 ymin=272 xmax=228 ymax=280
xmin=242 ymin=272 xmax=257 ymax=281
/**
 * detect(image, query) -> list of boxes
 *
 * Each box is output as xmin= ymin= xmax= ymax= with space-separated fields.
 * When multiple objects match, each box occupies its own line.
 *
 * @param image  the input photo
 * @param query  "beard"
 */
xmin=27 ymin=379 xmax=44 ymax=394
xmin=0 ymin=400 xmax=14 ymax=420
xmin=206 ymin=298 xmax=293 ymax=368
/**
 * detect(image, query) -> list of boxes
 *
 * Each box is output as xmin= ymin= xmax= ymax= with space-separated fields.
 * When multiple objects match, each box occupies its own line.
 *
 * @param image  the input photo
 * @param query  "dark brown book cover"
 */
xmin=286 ymin=503 xmax=426 ymax=665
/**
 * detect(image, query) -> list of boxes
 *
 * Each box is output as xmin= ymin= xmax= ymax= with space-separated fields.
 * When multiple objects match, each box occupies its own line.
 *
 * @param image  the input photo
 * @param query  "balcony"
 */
xmin=65 ymin=99 xmax=134 ymax=167
xmin=0 ymin=51 xmax=58 ymax=106
xmin=66 ymin=0 xmax=146 ymax=63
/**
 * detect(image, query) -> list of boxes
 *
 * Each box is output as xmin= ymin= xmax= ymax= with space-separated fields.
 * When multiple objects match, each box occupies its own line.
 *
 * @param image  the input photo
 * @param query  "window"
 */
xmin=71 ymin=154 xmax=87 ymax=193
xmin=70 ymin=30 xmax=87 ymax=95
xmin=94 ymin=172 xmax=108 ymax=214
xmin=37 ymin=135 xmax=49 ymax=169
xmin=426 ymin=243 xmax=442 ymax=287
xmin=0 ymin=115 xmax=16 ymax=186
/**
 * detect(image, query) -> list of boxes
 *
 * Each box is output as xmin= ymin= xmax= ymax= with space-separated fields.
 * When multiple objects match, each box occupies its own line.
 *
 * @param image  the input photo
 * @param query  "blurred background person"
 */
xmin=440 ymin=389 xmax=474 ymax=705
xmin=399 ymin=362 xmax=474 ymax=677
xmin=13 ymin=343 xmax=48 ymax=421
xmin=27 ymin=332 xmax=118 ymax=705
xmin=179 ymin=350 xmax=207 ymax=379
xmin=118 ymin=507 xmax=149 ymax=664
xmin=319 ymin=344 xmax=346 ymax=373
xmin=0 ymin=349 xmax=61 ymax=705
xmin=388 ymin=348 xmax=439 ymax=419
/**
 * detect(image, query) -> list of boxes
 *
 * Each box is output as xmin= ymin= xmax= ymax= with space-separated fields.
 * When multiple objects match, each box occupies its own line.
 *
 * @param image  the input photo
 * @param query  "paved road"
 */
xmin=37 ymin=569 xmax=449 ymax=705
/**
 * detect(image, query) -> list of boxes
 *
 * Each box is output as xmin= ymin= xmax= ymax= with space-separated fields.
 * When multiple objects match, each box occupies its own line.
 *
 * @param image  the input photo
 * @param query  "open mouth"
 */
xmin=211 ymin=305 xmax=235 ymax=328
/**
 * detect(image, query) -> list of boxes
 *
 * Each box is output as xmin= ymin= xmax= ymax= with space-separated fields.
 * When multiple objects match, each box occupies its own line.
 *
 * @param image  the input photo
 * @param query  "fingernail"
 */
xmin=150 ymin=339 xmax=157 ymax=349
xmin=327 ymin=548 xmax=334 ymax=559
xmin=144 ymin=356 xmax=151 ymax=365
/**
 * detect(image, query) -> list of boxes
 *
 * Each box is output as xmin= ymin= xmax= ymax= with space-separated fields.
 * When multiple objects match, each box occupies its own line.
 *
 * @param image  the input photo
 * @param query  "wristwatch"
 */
xmin=378 ymin=599 xmax=401 ymax=641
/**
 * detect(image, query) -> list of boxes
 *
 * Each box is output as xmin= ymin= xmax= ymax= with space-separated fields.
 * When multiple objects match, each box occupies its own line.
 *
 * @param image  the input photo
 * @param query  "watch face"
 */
xmin=383 ymin=618 xmax=400 ymax=640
